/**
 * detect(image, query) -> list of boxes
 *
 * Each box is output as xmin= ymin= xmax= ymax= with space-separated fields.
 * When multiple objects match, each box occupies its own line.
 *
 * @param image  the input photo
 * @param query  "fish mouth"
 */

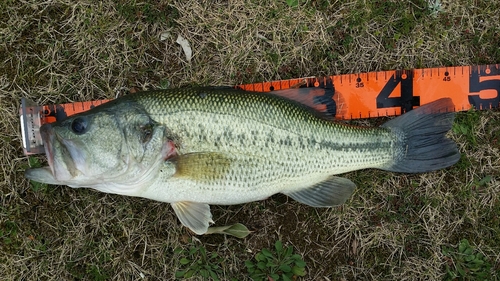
xmin=40 ymin=123 xmax=56 ymax=176
xmin=24 ymin=124 xmax=60 ymax=184
xmin=31 ymin=123 xmax=80 ymax=183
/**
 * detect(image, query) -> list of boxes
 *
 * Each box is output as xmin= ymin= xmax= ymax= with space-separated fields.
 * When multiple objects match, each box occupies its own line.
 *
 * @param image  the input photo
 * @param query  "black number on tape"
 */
xmin=469 ymin=65 xmax=500 ymax=108
xmin=376 ymin=70 xmax=420 ymax=113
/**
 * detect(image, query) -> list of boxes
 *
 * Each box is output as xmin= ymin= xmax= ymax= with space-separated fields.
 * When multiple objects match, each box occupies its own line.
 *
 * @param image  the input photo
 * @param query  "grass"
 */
xmin=0 ymin=0 xmax=499 ymax=280
xmin=442 ymin=239 xmax=492 ymax=280
xmin=174 ymin=243 xmax=225 ymax=280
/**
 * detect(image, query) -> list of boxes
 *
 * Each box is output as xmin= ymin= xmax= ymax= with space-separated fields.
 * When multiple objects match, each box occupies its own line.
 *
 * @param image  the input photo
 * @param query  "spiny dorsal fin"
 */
xmin=267 ymin=87 xmax=340 ymax=120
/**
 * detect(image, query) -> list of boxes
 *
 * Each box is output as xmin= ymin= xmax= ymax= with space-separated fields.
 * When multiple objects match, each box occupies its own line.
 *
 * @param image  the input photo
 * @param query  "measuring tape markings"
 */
xmin=20 ymin=64 xmax=500 ymax=155
xmin=33 ymin=64 xmax=500 ymax=123
xmin=469 ymin=65 xmax=500 ymax=109
xmin=41 ymin=99 xmax=111 ymax=124
xmin=242 ymin=64 xmax=500 ymax=119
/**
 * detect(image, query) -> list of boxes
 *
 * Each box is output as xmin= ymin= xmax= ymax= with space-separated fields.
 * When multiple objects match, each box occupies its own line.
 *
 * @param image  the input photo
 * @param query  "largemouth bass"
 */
xmin=25 ymin=87 xmax=460 ymax=234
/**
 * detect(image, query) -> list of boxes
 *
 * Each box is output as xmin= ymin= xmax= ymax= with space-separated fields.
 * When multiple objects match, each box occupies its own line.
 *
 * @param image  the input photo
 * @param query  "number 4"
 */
xmin=376 ymin=70 xmax=420 ymax=113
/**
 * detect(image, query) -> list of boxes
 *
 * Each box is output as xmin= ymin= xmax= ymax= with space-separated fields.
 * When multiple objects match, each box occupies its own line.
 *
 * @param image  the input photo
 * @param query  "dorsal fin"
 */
xmin=268 ymin=87 xmax=339 ymax=120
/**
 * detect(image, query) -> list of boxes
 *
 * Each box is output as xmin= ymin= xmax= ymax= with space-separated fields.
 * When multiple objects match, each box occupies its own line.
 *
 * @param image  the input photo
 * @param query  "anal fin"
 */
xmin=283 ymin=176 xmax=356 ymax=207
xmin=171 ymin=202 xmax=214 ymax=235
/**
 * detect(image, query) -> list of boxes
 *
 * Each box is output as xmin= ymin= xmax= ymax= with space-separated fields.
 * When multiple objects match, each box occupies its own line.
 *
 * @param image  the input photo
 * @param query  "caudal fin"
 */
xmin=381 ymin=98 xmax=460 ymax=173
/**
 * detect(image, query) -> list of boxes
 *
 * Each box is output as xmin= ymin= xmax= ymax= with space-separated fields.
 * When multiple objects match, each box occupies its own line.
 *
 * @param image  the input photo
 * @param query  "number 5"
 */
xmin=469 ymin=66 xmax=500 ymax=108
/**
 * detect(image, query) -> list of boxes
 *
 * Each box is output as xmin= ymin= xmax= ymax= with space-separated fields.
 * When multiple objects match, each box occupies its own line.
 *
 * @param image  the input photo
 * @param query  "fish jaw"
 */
xmin=40 ymin=123 xmax=56 ymax=176
xmin=24 ymin=166 xmax=60 ymax=185
xmin=25 ymin=123 xmax=82 ymax=185
xmin=26 ymin=124 xmax=93 ymax=185
xmin=59 ymin=138 xmax=88 ymax=178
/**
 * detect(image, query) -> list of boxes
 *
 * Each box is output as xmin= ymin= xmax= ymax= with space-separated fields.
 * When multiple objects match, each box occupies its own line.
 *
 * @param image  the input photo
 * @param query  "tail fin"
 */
xmin=381 ymin=98 xmax=460 ymax=173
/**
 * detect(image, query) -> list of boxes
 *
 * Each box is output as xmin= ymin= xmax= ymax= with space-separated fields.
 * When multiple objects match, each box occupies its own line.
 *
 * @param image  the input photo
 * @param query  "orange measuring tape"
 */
xmin=20 ymin=64 xmax=500 ymax=155
xmin=237 ymin=64 xmax=500 ymax=119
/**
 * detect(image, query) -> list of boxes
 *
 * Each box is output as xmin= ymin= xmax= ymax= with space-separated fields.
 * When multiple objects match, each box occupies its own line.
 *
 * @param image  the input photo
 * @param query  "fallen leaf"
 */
xmin=159 ymin=31 xmax=170 ymax=42
xmin=176 ymin=35 xmax=192 ymax=62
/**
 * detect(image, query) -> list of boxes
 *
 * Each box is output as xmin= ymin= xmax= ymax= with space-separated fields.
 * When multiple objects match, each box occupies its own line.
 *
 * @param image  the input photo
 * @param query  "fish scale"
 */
xmin=133 ymin=89 xmax=396 ymax=204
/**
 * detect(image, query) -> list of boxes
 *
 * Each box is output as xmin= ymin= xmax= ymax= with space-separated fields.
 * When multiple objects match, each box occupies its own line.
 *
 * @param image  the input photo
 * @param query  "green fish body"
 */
xmin=25 ymin=87 xmax=459 ymax=234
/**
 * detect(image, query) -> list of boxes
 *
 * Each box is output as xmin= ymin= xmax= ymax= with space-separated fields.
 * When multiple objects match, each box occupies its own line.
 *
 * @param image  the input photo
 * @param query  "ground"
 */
xmin=0 ymin=0 xmax=499 ymax=280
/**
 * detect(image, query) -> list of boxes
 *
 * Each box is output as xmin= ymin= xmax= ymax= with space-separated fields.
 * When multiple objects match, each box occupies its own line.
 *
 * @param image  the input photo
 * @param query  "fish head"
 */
xmin=25 ymin=101 xmax=173 ymax=196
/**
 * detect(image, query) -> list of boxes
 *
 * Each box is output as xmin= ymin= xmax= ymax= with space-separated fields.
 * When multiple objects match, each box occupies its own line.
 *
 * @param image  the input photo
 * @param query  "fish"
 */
xmin=25 ymin=87 xmax=460 ymax=234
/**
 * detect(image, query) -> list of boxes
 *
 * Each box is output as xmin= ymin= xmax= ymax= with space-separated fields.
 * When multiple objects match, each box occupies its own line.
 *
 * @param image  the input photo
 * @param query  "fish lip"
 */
xmin=40 ymin=124 xmax=56 ymax=176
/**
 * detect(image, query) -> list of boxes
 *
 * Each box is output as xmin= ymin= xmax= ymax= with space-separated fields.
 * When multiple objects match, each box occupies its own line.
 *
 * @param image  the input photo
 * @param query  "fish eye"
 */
xmin=70 ymin=117 xmax=89 ymax=135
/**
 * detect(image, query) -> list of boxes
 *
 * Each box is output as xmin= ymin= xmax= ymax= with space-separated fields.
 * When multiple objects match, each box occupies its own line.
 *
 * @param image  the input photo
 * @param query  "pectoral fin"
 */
xmin=172 ymin=152 xmax=232 ymax=182
xmin=171 ymin=201 xmax=214 ymax=235
xmin=283 ymin=176 xmax=356 ymax=207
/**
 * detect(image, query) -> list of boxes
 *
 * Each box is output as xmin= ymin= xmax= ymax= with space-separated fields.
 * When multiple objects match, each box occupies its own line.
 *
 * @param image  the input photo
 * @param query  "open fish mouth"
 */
xmin=24 ymin=124 xmax=59 ymax=184
xmin=25 ymin=123 xmax=80 ymax=184
xmin=39 ymin=123 xmax=56 ymax=176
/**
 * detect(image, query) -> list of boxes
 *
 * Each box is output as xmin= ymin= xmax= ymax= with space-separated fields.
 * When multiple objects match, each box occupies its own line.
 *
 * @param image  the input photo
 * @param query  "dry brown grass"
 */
xmin=1 ymin=0 xmax=499 ymax=280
